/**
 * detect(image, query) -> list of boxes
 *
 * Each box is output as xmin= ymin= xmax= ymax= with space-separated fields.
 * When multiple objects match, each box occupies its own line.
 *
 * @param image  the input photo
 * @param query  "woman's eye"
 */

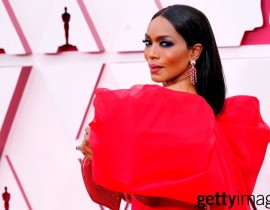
xmin=142 ymin=39 xmax=151 ymax=46
xmin=160 ymin=41 xmax=173 ymax=47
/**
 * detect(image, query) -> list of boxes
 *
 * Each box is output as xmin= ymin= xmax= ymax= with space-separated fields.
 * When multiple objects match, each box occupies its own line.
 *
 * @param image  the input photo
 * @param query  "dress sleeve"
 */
xmin=81 ymin=157 xmax=123 ymax=210
xmin=216 ymin=95 xmax=270 ymax=194
xmin=89 ymin=85 xmax=234 ymax=204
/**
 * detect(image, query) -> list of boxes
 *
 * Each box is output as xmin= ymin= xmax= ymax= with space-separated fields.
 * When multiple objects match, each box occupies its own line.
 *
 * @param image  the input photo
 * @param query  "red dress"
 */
xmin=82 ymin=84 xmax=270 ymax=210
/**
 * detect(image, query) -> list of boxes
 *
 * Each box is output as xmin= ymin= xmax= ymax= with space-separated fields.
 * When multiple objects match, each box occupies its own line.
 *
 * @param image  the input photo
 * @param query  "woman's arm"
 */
xmin=80 ymin=127 xmax=123 ymax=210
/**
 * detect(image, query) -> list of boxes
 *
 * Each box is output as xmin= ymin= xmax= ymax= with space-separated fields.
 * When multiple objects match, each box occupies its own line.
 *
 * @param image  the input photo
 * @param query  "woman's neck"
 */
xmin=162 ymin=68 xmax=197 ymax=94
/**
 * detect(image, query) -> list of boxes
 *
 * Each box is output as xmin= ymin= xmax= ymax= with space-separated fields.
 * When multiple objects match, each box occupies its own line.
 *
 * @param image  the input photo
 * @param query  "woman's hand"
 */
xmin=80 ymin=127 xmax=93 ymax=161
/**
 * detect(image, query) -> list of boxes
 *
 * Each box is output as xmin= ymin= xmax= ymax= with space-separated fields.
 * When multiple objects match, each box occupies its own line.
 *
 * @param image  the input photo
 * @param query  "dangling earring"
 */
xmin=190 ymin=60 xmax=197 ymax=85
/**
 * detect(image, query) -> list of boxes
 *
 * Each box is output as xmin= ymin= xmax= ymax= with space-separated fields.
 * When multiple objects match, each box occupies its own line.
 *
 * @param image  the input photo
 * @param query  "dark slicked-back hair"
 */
xmin=152 ymin=5 xmax=226 ymax=115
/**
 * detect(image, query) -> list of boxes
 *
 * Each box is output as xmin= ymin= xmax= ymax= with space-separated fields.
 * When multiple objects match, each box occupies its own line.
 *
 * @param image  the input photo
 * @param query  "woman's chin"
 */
xmin=150 ymin=76 xmax=164 ymax=83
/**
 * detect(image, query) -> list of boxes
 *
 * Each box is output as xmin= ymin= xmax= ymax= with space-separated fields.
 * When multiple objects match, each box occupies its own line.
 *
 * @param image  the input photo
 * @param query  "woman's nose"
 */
xmin=146 ymin=44 xmax=160 ymax=60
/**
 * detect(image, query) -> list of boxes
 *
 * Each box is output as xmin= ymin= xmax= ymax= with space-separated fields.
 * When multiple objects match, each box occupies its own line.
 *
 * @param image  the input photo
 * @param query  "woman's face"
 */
xmin=144 ymin=16 xmax=192 ymax=83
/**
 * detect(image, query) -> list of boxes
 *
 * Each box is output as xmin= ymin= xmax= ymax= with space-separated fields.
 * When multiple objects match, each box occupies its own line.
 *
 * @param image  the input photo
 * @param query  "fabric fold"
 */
xmin=88 ymin=84 xmax=269 ymax=207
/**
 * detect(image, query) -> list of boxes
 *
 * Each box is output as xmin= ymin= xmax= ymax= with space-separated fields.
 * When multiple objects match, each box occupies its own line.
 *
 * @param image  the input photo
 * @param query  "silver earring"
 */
xmin=190 ymin=60 xmax=197 ymax=85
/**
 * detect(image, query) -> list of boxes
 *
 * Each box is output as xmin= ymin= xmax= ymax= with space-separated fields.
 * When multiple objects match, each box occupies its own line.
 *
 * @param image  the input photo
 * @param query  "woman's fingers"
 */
xmin=81 ymin=140 xmax=91 ymax=152
xmin=85 ymin=126 xmax=90 ymax=135
xmin=84 ymin=126 xmax=90 ymax=141
xmin=80 ymin=141 xmax=93 ymax=160
xmin=75 ymin=126 xmax=93 ymax=160
xmin=84 ymin=132 xmax=90 ymax=141
xmin=81 ymin=127 xmax=93 ymax=160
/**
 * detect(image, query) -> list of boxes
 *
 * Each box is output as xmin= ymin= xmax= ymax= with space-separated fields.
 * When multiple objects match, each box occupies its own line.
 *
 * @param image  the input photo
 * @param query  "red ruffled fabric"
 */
xmin=216 ymin=96 xmax=270 ymax=195
xmin=84 ymin=84 xmax=269 ymax=209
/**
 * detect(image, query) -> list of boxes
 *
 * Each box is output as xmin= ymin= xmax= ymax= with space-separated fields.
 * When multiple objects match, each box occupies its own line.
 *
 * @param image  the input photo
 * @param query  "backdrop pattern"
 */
xmin=0 ymin=0 xmax=270 ymax=209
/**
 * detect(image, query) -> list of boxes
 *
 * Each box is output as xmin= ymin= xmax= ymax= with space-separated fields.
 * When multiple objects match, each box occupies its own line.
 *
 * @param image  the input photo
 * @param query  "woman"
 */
xmin=80 ymin=5 xmax=269 ymax=210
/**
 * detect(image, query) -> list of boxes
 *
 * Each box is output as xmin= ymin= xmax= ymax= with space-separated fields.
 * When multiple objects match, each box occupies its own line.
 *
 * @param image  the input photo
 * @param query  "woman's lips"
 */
xmin=148 ymin=64 xmax=163 ymax=73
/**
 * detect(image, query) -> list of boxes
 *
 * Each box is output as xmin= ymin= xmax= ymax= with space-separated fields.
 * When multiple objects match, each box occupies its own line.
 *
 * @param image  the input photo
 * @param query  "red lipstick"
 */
xmin=148 ymin=64 xmax=163 ymax=73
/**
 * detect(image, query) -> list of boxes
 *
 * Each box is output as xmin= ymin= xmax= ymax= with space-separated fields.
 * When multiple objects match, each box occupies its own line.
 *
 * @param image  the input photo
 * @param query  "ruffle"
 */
xmin=216 ymin=95 xmax=270 ymax=194
xmin=88 ymin=84 xmax=269 ymax=207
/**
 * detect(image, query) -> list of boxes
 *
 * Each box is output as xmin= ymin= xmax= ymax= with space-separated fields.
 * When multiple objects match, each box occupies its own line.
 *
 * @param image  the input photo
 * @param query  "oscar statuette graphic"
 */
xmin=57 ymin=7 xmax=78 ymax=53
xmin=241 ymin=0 xmax=270 ymax=45
xmin=2 ymin=187 xmax=10 ymax=210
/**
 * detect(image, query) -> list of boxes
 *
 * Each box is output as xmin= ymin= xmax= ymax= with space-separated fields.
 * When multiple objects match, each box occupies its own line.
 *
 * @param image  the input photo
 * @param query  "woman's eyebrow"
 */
xmin=144 ymin=34 xmax=175 ymax=40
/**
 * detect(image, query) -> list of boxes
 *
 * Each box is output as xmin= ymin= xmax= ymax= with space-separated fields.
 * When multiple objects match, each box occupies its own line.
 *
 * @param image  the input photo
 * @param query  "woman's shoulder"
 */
xmin=216 ymin=96 xmax=270 ymax=195
xmin=224 ymin=95 xmax=259 ymax=108
xmin=216 ymin=95 xmax=264 ymax=126
xmin=94 ymin=84 xmax=212 ymax=112
xmin=95 ymin=84 xmax=207 ymax=102
xmin=93 ymin=84 xmax=215 ymax=124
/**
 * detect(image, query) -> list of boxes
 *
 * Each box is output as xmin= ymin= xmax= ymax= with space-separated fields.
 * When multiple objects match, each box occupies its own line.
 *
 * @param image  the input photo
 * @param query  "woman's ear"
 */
xmin=191 ymin=43 xmax=203 ymax=61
